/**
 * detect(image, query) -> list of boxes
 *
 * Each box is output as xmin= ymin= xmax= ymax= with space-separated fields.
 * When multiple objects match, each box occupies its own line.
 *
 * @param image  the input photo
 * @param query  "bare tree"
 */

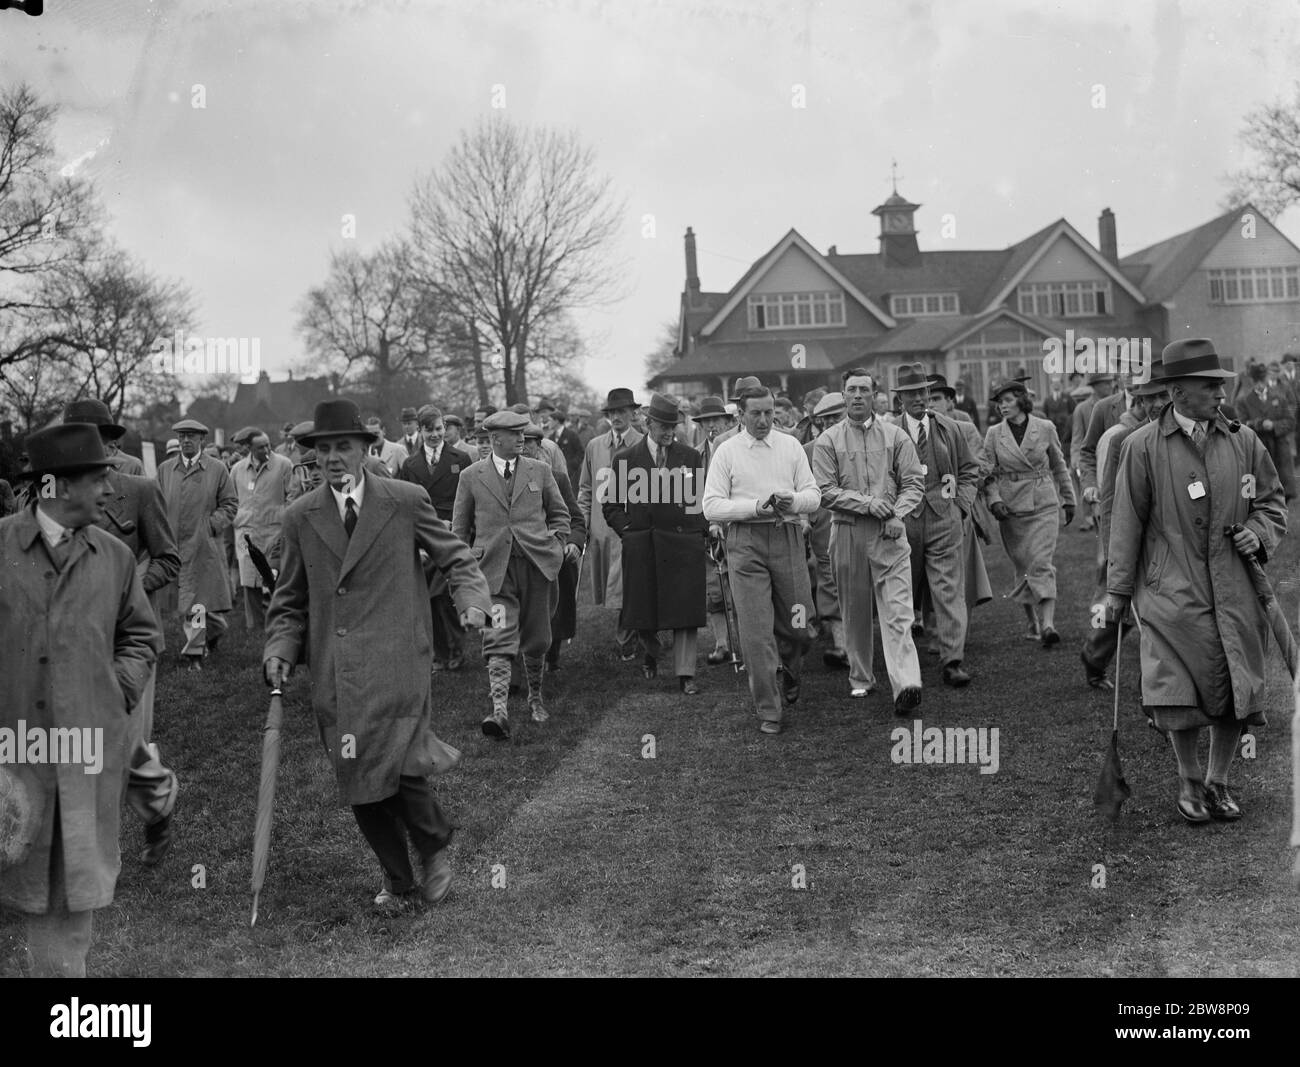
xmin=642 ymin=318 xmax=681 ymax=387
xmin=1223 ymin=82 xmax=1300 ymax=218
xmin=296 ymin=238 xmax=442 ymax=418
xmin=409 ymin=117 xmax=625 ymax=404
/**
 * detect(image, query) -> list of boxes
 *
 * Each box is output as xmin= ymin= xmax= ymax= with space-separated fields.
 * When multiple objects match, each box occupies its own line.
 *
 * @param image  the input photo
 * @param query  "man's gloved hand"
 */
xmin=265 ymin=657 xmax=292 ymax=689
xmin=882 ymin=516 xmax=906 ymax=540
xmin=990 ymin=501 xmax=1012 ymax=521
xmin=1104 ymin=594 xmax=1131 ymax=623
xmin=563 ymin=542 xmax=581 ymax=563
xmin=460 ymin=606 xmax=488 ymax=630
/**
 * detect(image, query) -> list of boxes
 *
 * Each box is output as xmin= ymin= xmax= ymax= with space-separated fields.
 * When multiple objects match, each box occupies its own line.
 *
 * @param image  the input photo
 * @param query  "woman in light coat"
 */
xmin=983 ymin=380 xmax=1076 ymax=646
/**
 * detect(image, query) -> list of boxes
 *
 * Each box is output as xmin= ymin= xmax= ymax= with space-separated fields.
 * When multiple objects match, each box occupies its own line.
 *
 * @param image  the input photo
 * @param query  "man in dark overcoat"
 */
xmin=604 ymin=393 xmax=708 ymax=695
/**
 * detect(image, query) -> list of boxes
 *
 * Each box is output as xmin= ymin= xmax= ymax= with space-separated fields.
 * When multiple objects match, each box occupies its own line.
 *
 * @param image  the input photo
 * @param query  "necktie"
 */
xmin=915 ymin=417 xmax=928 ymax=455
xmin=344 ymin=497 xmax=358 ymax=539
xmin=49 ymin=529 xmax=73 ymax=571
xmin=503 ymin=460 xmax=512 ymax=481
xmin=1192 ymin=423 xmax=1207 ymax=454
xmin=655 ymin=445 xmax=667 ymax=469
xmin=614 ymin=435 xmax=624 ymax=452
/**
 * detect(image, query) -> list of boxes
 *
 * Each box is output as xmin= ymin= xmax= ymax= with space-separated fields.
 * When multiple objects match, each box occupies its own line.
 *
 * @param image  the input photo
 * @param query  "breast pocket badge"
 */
xmin=527 ymin=481 xmax=539 ymax=492
xmin=1187 ymin=480 xmax=1206 ymax=500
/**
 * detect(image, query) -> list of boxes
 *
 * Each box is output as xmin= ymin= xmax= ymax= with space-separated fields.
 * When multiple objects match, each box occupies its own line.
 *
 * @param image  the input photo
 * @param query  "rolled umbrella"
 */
xmin=245 ymin=535 xmax=276 ymax=594
xmin=250 ymin=686 xmax=284 ymax=927
xmin=1226 ymin=525 xmax=1298 ymax=679
xmin=1093 ymin=618 xmax=1132 ymax=821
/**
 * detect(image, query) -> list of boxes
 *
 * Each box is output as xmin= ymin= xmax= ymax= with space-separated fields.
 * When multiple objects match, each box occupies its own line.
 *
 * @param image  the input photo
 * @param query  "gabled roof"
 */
xmin=698 ymin=229 xmax=896 ymax=337
xmin=862 ymin=307 xmax=1065 ymax=356
xmin=829 ymin=249 xmax=1011 ymax=314
xmin=977 ymin=218 xmax=1147 ymax=310
xmin=1120 ymin=205 xmax=1257 ymax=303
xmin=678 ymin=290 xmax=727 ymax=352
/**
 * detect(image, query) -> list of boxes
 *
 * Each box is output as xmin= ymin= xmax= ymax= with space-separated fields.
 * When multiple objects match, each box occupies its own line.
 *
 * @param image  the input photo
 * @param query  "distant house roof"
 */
xmin=977 ymin=218 xmax=1146 ymax=309
xmin=183 ymin=372 xmax=335 ymax=437
xmin=830 ymin=248 xmax=1013 ymax=316
xmin=654 ymin=337 xmax=866 ymax=382
xmin=1120 ymin=205 xmax=1245 ymax=303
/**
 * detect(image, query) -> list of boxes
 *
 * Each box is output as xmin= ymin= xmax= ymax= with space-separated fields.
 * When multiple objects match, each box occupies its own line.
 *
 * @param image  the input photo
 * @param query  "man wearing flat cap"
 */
xmin=62 ymin=399 xmax=181 ymax=865
xmin=440 ymin=413 xmax=475 ymax=464
xmin=453 ymin=409 xmax=570 ymax=736
xmin=578 ymin=388 xmax=645 ymax=661
xmin=0 ymin=424 xmax=162 ymax=975
xmin=157 ymin=418 xmax=239 ymax=669
xmin=1107 ymin=339 xmax=1287 ymax=825
xmin=603 ymin=394 xmax=708 ymax=694
xmin=264 ymin=399 xmax=492 ymax=909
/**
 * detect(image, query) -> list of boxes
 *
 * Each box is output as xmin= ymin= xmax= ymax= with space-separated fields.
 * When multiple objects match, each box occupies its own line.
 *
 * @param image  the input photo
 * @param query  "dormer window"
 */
xmin=749 ymin=291 xmax=845 ymax=329
xmin=1017 ymin=280 xmax=1111 ymax=318
xmin=890 ymin=292 xmax=959 ymax=317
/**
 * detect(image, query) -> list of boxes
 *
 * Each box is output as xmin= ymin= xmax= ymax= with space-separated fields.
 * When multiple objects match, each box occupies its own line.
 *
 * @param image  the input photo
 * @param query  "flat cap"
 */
xmin=171 ymin=418 xmax=210 ymax=434
xmin=813 ymin=391 xmax=846 ymax=417
xmin=290 ymin=421 xmax=314 ymax=438
xmin=522 ymin=422 xmax=544 ymax=440
xmin=482 ymin=410 xmax=530 ymax=432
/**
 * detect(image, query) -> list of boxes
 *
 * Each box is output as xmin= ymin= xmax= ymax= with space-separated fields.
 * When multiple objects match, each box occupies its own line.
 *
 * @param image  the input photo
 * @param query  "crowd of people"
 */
xmin=0 ymin=335 xmax=1292 ymax=975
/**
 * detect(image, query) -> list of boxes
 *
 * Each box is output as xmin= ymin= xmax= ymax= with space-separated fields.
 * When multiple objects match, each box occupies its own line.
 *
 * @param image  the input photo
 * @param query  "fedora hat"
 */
xmin=1159 ymin=338 xmax=1235 ymax=380
xmin=644 ymin=393 xmax=682 ymax=425
xmin=62 ymin=398 xmax=125 ymax=440
xmin=601 ymin=388 xmax=640 ymax=413
xmin=0 ymin=764 xmax=45 ymax=872
xmin=696 ymin=395 xmax=728 ymax=420
xmin=728 ymin=376 xmax=763 ymax=402
xmin=19 ymin=423 xmax=116 ymax=480
xmin=296 ymin=400 xmax=378 ymax=448
xmin=893 ymin=363 xmax=930 ymax=392
xmin=925 ymin=374 xmax=956 ymax=400
xmin=399 ymin=407 xmax=418 ymax=421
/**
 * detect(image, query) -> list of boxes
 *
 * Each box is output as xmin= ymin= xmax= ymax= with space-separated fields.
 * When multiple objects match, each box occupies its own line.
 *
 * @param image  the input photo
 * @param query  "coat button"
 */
xmin=337 ymin=587 xmax=346 ymax=596
xmin=336 ymin=627 xmax=347 ymax=636
xmin=35 ymin=700 xmax=45 ymax=709
xmin=1195 ymin=518 xmax=1204 ymax=527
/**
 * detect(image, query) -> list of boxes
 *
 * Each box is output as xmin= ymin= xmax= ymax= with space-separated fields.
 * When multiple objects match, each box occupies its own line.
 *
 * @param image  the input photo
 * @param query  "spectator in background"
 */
xmin=1236 ymin=362 xmax=1297 ymax=501
xmin=952 ymin=378 xmax=981 ymax=429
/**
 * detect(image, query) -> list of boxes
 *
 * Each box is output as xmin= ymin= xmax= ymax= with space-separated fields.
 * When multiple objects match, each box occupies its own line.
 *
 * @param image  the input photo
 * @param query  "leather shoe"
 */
xmin=374 ymin=880 xmax=414 ymax=910
xmin=706 ymin=648 xmax=731 ymax=666
xmin=140 ymin=815 xmax=173 ymax=867
xmin=481 ymin=711 xmax=510 ymax=739
xmin=822 ymin=648 xmax=849 ymax=669
xmin=1204 ymin=781 xmax=1242 ymax=821
xmin=184 ymin=657 xmax=203 ymax=673
xmin=678 ymin=676 xmax=699 ymax=695
xmin=850 ymin=686 xmax=876 ymax=698
xmin=778 ymin=667 xmax=800 ymax=705
xmin=1040 ymin=626 xmax=1060 ymax=648
xmin=759 ymin=721 xmax=782 ymax=735
xmin=942 ymin=662 xmax=971 ymax=687
xmin=430 ymin=659 xmax=448 ymax=672
xmin=1080 ymin=647 xmax=1113 ymax=689
xmin=529 ymin=697 xmax=549 ymax=723
xmin=619 ymin=647 xmax=638 ymax=662
xmin=894 ymin=686 xmax=922 ymax=715
xmin=642 ymin=655 xmax=658 ymax=680
xmin=419 ymin=849 xmax=453 ymax=905
xmin=1177 ymin=778 xmax=1211 ymax=823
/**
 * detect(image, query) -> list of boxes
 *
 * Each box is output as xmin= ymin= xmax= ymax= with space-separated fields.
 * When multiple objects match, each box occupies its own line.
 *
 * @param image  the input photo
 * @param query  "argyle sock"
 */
xmin=1206 ymin=722 xmax=1241 ymax=785
xmin=1170 ymin=728 xmax=1202 ymax=782
xmin=487 ymin=656 xmax=512 ymax=717
xmin=524 ymin=655 xmax=544 ymax=703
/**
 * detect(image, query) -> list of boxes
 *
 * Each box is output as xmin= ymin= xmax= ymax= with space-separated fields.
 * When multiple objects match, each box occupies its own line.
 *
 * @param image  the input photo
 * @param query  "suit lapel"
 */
xmin=481 ymin=460 xmax=510 ymax=510
xmin=305 ymin=485 xmax=349 ymax=564
xmin=510 ymin=456 xmax=531 ymax=505
xmin=339 ymin=477 xmax=397 ymax=581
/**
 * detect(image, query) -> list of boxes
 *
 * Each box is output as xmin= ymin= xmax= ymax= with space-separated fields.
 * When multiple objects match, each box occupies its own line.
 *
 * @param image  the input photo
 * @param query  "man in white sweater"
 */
xmin=702 ymin=386 xmax=821 ymax=735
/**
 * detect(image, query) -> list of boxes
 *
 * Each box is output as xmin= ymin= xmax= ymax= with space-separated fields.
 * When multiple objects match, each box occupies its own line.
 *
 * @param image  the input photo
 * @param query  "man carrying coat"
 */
xmin=1 ymin=424 xmax=162 ymax=976
xmin=1107 ymin=339 xmax=1287 ymax=824
xmin=264 ymin=400 xmax=493 ymax=909
xmin=603 ymin=393 xmax=708 ymax=695
xmin=453 ymin=410 xmax=571 ymax=738
xmin=578 ymin=388 xmax=644 ymax=661
xmin=156 ymin=419 xmax=238 ymax=670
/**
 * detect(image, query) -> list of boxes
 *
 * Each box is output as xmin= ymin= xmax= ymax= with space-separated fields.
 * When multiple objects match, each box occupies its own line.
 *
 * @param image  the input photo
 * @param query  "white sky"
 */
xmin=2 ymin=0 xmax=1298 ymax=404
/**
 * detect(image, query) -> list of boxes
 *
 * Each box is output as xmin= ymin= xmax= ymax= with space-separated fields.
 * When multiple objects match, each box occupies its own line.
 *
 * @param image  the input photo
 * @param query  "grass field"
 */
xmin=3 ymin=514 xmax=1299 ymax=977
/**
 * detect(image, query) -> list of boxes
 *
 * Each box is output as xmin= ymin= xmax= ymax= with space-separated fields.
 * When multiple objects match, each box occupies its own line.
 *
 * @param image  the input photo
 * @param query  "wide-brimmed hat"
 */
xmin=1159 ymin=338 xmax=1235 ymax=380
xmin=601 ymin=388 xmax=640 ymax=413
xmin=644 ymin=393 xmax=682 ymax=425
xmin=696 ymin=395 xmax=728 ymax=420
xmin=813 ymin=391 xmax=846 ymax=417
xmin=0 ymin=765 xmax=45 ymax=872
xmin=296 ymin=400 xmax=379 ymax=448
xmin=172 ymin=418 xmax=209 ymax=435
xmin=63 ymin=398 xmax=126 ymax=440
xmin=893 ymin=363 xmax=930 ymax=392
xmin=1131 ymin=362 xmax=1170 ymax=397
xmin=925 ymin=374 xmax=956 ymax=400
xmin=728 ymin=376 xmax=763 ymax=402
xmin=19 ymin=423 xmax=116 ymax=480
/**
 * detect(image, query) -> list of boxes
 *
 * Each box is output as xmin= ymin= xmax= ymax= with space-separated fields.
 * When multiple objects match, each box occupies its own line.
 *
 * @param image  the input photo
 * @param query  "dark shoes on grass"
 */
xmin=894 ymin=686 xmax=922 ymax=716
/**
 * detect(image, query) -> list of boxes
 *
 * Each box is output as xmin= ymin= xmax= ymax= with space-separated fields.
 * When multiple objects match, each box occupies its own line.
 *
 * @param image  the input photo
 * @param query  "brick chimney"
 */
xmin=1099 ymin=208 xmax=1118 ymax=265
xmin=684 ymin=227 xmax=700 ymax=305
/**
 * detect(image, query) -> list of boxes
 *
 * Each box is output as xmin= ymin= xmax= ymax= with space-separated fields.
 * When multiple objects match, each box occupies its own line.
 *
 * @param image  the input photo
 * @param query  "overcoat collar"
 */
xmin=303 ymin=474 xmax=398 ymax=581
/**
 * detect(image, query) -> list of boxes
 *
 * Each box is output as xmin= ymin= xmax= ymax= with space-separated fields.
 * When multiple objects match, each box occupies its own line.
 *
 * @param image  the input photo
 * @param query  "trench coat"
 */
xmin=602 ymin=438 xmax=707 ymax=631
xmin=577 ymin=426 xmax=643 ymax=608
xmin=0 ymin=506 xmax=161 ymax=913
xmin=156 ymin=455 xmax=238 ymax=617
xmin=984 ymin=414 xmax=1075 ymax=604
xmin=263 ymin=474 xmax=493 ymax=805
xmin=1107 ymin=409 xmax=1287 ymax=726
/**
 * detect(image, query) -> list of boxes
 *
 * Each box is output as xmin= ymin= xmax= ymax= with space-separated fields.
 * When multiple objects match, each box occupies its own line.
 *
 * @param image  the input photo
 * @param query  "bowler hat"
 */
xmin=728 ymin=376 xmax=763 ymax=402
xmin=696 ymin=395 xmax=728 ymax=420
xmin=893 ymin=363 xmax=930 ymax=392
xmin=601 ymin=388 xmax=640 ymax=413
xmin=813 ymin=391 xmax=846 ymax=417
xmin=400 ymin=407 xmax=418 ymax=421
xmin=0 ymin=765 xmax=45 ymax=872
xmin=483 ymin=410 xmax=530 ymax=432
xmin=644 ymin=393 xmax=682 ymax=425
xmin=172 ymin=418 xmax=210 ymax=435
xmin=1159 ymin=338 xmax=1235 ymax=380
xmin=296 ymin=400 xmax=379 ymax=448
xmin=19 ymin=423 xmax=116 ymax=480
xmin=925 ymin=374 xmax=956 ymax=400
xmin=62 ymin=398 xmax=126 ymax=440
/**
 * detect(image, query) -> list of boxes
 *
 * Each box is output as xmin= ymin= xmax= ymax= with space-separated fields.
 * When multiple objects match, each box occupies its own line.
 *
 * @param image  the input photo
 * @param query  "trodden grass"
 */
xmin=3 ymin=514 xmax=1298 ymax=976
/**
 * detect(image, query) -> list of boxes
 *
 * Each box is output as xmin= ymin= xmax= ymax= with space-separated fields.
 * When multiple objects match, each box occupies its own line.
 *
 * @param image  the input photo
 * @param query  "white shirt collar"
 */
xmin=330 ymin=469 xmax=367 ymax=520
xmin=35 ymin=504 xmax=71 ymax=550
xmin=492 ymin=452 xmax=515 ymax=477
xmin=1170 ymin=407 xmax=1206 ymax=437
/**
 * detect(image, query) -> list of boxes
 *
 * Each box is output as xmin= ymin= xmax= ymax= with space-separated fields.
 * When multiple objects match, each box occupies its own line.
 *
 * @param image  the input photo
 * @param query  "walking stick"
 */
xmin=1093 ymin=614 xmax=1132 ymax=820
xmin=250 ymin=686 xmax=284 ymax=926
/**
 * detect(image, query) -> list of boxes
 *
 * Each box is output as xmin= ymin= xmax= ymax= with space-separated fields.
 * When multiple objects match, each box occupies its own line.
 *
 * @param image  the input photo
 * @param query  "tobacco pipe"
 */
xmin=1217 ymin=410 xmax=1241 ymax=433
